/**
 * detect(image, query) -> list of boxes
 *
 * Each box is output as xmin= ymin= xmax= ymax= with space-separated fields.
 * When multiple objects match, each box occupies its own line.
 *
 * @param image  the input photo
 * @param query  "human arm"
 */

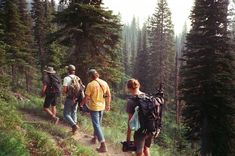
xmin=41 ymin=83 xmax=47 ymax=97
xmin=105 ymin=85 xmax=111 ymax=111
xmin=41 ymin=74 xmax=49 ymax=97
xmin=127 ymin=113 xmax=133 ymax=142
xmin=126 ymin=99 xmax=135 ymax=142
xmin=80 ymin=83 xmax=91 ymax=106
xmin=80 ymin=94 xmax=91 ymax=106
xmin=63 ymin=77 xmax=69 ymax=95
xmin=63 ymin=86 xmax=68 ymax=95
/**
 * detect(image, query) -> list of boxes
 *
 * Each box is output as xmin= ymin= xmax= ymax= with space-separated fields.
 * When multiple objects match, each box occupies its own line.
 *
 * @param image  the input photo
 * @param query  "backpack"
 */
xmin=135 ymin=94 xmax=163 ymax=134
xmin=47 ymin=74 xmax=61 ymax=95
xmin=67 ymin=76 xmax=84 ymax=100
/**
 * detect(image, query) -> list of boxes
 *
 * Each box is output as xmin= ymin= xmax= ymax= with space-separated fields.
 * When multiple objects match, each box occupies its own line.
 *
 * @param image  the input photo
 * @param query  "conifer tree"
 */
xmin=129 ymin=17 xmax=138 ymax=74
xmin=31 ymin=0 xmax=46 ymax=72
xmin=180 ymin=0 xmax=235 ymax=155
xmin=122 ymin=32 xmax=129 ymax=75
xmin=0 ymin=25 xmax=6 ymax=68
xmin=0 ymin=2 xmax=6 ymax=68
xmin=121 ymin=18 xmax=139 ymax=76
xmin=147 ymin=0 xmax=175 ymax=95
xmin=53 ymin=0 xmax=122 ymax=84
xmin=133 ymin=23 xmax=149 ymax=92
xmin=3 ymin=0 xmax=26 ymax=89
xmin=46 ymin=0 xmax=66 ymax=70
xmin=18 ymin=0 xmax=35 ymax=91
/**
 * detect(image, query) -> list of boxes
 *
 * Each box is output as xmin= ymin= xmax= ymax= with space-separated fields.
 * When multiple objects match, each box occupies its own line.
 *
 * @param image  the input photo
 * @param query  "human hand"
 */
xmin=156 ymin=129 xmax=161 ymax=137
xmin=105 ymin=105 xmax=110 ymax=111
xmin=41 ymin=91 xmax=45 ymax=97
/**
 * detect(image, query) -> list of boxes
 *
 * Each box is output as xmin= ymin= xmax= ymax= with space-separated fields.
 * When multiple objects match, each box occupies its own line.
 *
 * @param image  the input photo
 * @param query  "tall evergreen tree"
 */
xmin=121 ymin=17 xmax=139 ymax=76
xmin=31 ymin=0 xmax=46 ymax=72
xmin=0 ymin=2 xmax=6 ymax=68
xmin=0 ymin=25 xmax=6 ymax=69
xmin=46 ymin=0 xmax=66 ymax=70
xmin=130 ymin=17 xmax=138 ymax=73
xmin=3 ymin=0 xmax=26 ymax=89
xmin=133 ymin=23 xmax=149 ymax=92
xmin=19 ymin=0 xmax=35 ymax=91
xmin=180 ymin=0 xmax=235 ymax=155
xmin=122 ymin=31 xmax=129 ymax=75
xmin=53 ymin=0 xmax=122 ymax=84
xmin=147 ymin=0 xmax=175 ymax=96
xmin=175 ymin=22 xmax=187 ymax=124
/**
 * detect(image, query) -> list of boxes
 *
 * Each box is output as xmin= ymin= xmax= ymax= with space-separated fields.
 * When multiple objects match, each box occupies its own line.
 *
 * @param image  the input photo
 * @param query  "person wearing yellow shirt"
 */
xmin=81 ymin=69 xmax=111 ymax=153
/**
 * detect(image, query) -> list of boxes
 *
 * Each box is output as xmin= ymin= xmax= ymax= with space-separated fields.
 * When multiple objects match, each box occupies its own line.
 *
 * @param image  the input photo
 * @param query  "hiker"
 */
xmin=63 ymin=65 xmax=84 ymax=134
xmin=41 ymin=66 xmax=60 ymax=124
xmin=126 ymin=79 xmax=159 ymax=156
xmin=80 ymin=69 xmax=111 ymax=153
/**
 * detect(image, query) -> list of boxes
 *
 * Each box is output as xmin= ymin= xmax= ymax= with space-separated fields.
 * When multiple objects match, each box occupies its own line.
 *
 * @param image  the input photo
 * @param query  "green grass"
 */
xmin=63 ymin=137 xmax=99 ymax=156
xmin=0 ymin=100 xmax=29 ymax=156
xmin=16 ymin=93 xmax=195 ymax=156
xmin=0 ymin=91 xmax=100 ymax=156
xmin=24 ymin=124 xmax=63 ymax=156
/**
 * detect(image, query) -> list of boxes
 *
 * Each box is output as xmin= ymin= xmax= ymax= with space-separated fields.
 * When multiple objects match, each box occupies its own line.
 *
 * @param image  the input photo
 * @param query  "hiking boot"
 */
xmin=72 ymin=124 xmax=78 ymax=134
xmin=96 ymin=142 xmax=107 ymax=153
xmin=90 ymin=137 xmax=97 ymax=144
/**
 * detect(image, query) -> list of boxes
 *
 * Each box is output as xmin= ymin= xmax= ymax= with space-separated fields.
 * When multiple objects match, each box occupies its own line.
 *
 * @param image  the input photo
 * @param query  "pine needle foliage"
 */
xmin=180 ymin=0 xmax=235 ymax=155
xmin=52 ymin=0 xmax=123 ymax=84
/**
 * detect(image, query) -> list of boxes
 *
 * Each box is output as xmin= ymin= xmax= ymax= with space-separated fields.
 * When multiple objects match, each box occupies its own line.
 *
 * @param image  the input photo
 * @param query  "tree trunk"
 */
xmin=201 ymin=117 xmax=211 ymax=156
xmin=39 ymin=41 xmax=45 ymax=73
xmin=25 ymin=68 xmax=32 ymax=92
xmin=11 ymin=64 xmax=17 ymax=91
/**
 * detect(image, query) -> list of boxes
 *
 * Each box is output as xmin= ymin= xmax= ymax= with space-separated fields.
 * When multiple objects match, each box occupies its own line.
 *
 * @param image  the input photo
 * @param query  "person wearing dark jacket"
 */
xmin=41 ymin=66 xmax=60 ymax=124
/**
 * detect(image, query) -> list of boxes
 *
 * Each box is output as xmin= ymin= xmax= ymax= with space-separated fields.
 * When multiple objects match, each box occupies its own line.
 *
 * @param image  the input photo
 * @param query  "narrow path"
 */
xmin=22 ymin=112 xmax=133 ymax=156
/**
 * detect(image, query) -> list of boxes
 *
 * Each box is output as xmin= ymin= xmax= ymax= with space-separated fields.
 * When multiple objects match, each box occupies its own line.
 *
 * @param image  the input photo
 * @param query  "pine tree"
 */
xmin=121 ymin=17 xmax=139 ymax=76
xmin=0 ymin=25 xmax=6 ymax=68
xmin=18 ymin=0 xmax=35 ymax=92
xmin=133 ymin=23 xmax=149 ymax=92
xmin=31 ymin=0 xmax=46 ymax=72
xmin=0 ymin=2 xmax=6 ymax=68
xmin=147 ymin=0 xmax=175 ymax=96
xmin=46 ymin=0 xmax=66 ymax=70
xmin=129 ymin=17 xmax=138 ymax=74
xmin=3 ymin=0 xmax=26 ymax=89
xmin=175 ymin=22 xmax=187 ymax=124
xmin=122 ymin=31 xmax=129 ymax=75
xmin=53 ymin=0 xmax=122 ymax=84
xmin=180 ymin=0 xmax=235 ymax=155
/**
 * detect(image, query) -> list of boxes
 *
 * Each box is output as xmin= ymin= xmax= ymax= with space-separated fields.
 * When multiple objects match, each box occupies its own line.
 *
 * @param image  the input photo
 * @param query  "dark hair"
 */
xmin=68 ymin=70 xmax=75 ymax=75
xmin=88 ymin=69 xmax=99 ymax=79
xmin=127 ymin=79 xmax=140 ymax=90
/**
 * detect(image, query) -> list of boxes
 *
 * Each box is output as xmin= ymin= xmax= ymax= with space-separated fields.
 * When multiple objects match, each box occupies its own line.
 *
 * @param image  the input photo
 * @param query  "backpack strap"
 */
xmin=95 ymin=79 xmax=105 ymax=94
xmin=68 ymin=75 xmax=75 ymax=81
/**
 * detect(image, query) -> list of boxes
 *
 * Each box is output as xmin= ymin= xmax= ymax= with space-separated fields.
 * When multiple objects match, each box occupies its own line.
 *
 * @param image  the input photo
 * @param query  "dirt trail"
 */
xmin=23 ymin=112 xmax=133 ymax=156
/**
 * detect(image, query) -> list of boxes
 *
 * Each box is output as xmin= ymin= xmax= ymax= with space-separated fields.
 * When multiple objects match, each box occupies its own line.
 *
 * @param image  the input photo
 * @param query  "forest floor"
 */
xmin=22 ymin=110 xmax=133 ymax=156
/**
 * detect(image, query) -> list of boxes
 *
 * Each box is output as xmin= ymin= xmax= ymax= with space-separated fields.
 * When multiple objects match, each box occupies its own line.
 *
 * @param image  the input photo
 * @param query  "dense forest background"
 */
xmin=0 ymin=0 xmax=235 ymax=155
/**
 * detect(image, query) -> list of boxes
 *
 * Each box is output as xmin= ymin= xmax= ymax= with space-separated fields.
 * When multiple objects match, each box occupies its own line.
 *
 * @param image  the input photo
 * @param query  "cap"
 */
xmin=66 ymin=64 xmax=76 ymax=71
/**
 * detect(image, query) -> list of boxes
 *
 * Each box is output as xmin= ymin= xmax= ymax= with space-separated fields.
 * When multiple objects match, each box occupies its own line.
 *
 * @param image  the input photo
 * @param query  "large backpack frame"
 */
xmin=67 ymin=76 xmax=85 ymax=102
xmin=135 ymin=94 xmax=163 ymax=134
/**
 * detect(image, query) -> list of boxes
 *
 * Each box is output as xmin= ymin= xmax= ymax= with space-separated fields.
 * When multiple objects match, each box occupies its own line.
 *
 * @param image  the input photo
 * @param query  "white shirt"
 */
xmin=63 ymin=74 xmax=76 ymax=87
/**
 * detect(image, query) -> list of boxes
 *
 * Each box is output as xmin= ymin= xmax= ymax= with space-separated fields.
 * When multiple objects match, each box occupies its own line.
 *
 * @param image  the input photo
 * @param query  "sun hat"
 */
xmin=44 ymin=66 xmax=56 ymax=74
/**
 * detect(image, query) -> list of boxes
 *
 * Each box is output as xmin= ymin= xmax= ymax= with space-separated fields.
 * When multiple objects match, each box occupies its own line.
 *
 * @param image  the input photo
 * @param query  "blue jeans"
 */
xmin=90 ymin=111 xmax=105 ymax=142
xmin=63 ymin=97 xmax=78 ymax=127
